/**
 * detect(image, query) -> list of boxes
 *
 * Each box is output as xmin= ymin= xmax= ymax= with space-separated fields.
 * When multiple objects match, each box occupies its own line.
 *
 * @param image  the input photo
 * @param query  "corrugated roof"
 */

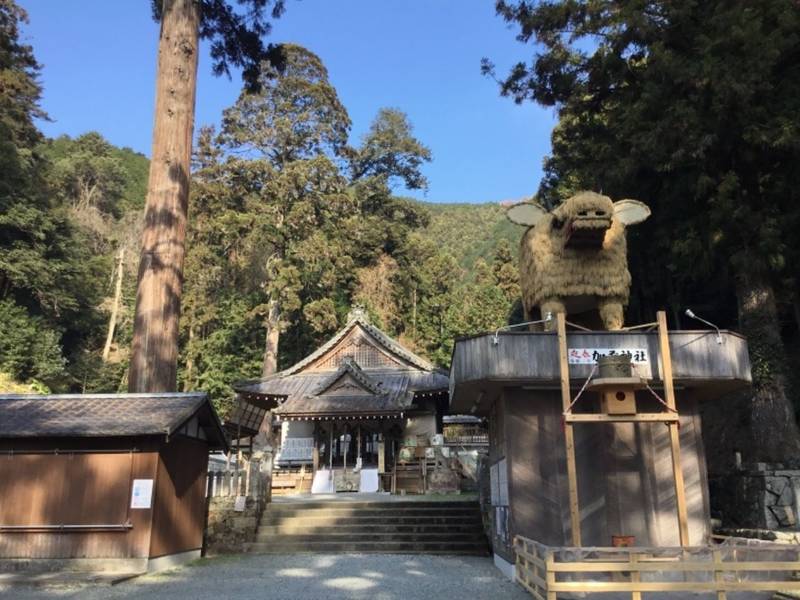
xmin=0 ymin=393 xmax=228 ymax=449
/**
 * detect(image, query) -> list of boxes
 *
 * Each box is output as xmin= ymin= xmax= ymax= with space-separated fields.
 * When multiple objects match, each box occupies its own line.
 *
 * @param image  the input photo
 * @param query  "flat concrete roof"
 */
xmin=449 ymin=330 xmax=751 ymax=414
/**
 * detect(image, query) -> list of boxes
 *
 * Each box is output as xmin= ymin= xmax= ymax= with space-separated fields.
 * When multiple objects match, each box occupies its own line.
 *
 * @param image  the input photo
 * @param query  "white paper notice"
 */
xmin=567 ymin=348 xmax=649 ymax=365
xmin=130 ymin=479 xmax=154 ymax=509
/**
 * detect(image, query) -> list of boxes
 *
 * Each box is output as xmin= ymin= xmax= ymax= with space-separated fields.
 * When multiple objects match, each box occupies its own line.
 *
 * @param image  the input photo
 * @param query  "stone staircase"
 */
xmin=247 ymin=499 xmax=489 ymax=555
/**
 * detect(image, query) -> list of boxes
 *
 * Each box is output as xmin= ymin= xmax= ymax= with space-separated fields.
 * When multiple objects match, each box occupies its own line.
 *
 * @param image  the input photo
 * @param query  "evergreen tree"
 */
xmin=0 ymin=1 xmax=100 ymax=388
xmin=213 ymin=44 xmax=353 ymax=376
xmin=488 ymin=0 xmax=800 ymax=462
xmin=130 ymin=0 xmax=286 ymax=393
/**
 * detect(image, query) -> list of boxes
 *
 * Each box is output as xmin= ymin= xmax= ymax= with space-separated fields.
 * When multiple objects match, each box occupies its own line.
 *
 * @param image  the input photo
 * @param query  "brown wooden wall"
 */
xmin=504 ymin=388 xmax=711 ymax=548
xmin=148 ymin=436 xmax=208 ymax=558
xmin=0 ymin=443 xmax=158 ymax=559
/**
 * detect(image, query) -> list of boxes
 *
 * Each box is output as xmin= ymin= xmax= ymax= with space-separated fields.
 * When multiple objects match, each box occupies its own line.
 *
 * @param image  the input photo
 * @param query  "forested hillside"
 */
xmin=1 ymin=129 xmax=518 ymax=408
xmin=413 ymin=201 xmax=521 ymax=276
xmin=0 ymin=2 xmax=519 ymax=410
xmin=4 ymin=0 xmax=800 ymax=469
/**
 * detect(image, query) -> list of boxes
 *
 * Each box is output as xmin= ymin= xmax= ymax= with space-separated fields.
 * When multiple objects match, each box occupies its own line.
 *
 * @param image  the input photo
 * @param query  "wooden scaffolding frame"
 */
xmin=556 ymin=310 xmax=690 ymax=547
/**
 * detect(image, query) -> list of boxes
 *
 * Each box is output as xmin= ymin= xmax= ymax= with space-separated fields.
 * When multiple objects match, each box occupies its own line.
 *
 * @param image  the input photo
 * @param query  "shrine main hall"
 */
xmin=233 ymin=309 xmax=452 ymax=494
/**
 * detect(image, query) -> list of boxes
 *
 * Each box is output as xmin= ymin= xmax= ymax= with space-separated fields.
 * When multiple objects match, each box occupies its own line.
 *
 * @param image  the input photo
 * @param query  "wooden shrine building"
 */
xmin=234 ymin=309 xmax=450 ymax=494
xmin=450 ymin=313 xmax=755 ymax=580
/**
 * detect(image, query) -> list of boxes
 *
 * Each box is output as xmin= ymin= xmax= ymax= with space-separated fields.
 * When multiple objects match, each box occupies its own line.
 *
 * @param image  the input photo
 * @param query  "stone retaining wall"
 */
xmin=711 ymin=463 xmax=800 ymax=530
xmin=204 ymin=451 xmax=272 ymax=555
xmin=205 ymin=496 xmax=262 ymax=555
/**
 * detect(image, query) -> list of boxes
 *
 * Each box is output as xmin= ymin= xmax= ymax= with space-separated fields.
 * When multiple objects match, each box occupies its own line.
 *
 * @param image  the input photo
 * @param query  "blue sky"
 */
xmin=20 ymin=0 xmax=555 ymax=203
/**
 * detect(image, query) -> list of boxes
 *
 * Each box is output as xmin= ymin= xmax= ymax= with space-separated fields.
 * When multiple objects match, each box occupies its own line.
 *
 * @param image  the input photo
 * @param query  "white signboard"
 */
xmin=568 ymin=348 xmax=649 ymax=365
xmin=234 ymin=495 xmax=246 ymax=512
xmin=130 ymin=478 xmax=154 ymax=509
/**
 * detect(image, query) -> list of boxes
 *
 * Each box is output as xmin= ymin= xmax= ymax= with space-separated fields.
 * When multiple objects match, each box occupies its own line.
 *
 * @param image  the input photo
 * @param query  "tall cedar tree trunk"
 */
xmin=258 ymin=300 xmax=281 ymax=450
xmin=128 ymin=0 xmax=199 ymax=392
xmin=261 ymin=300 xmax=280 ymax=376
xmin=736 ymin=268 xmax=800 ymax=462
xmin=102 ymin=247 xmax=125 ymax=362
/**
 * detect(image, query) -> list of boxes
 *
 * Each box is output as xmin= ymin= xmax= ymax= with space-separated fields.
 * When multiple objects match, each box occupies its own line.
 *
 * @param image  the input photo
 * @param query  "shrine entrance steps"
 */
xmin=247 ymin=496 xmax=489 ymax=555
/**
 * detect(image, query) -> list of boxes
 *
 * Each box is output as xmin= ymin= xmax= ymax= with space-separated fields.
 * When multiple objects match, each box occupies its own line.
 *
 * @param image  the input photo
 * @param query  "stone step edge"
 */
xmin=267 ymin=501 xmax=479 ymax=508
xmin=255 ymin=533 xmax=487 ymax=541
xmin=246 ymin=549 xmax=490 ymax=556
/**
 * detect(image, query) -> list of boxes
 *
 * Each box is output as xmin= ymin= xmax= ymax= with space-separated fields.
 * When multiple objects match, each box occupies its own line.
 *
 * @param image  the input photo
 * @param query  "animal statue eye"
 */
xmin=595 ymin=210 xmax=606 ymax=216
xmin=577 ymin=211 xmax=588 ymax=216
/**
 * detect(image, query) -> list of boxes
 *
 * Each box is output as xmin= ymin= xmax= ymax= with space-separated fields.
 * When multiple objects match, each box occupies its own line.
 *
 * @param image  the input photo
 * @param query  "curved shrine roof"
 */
xmin=234 ymin=314 xmax=449 ymax=418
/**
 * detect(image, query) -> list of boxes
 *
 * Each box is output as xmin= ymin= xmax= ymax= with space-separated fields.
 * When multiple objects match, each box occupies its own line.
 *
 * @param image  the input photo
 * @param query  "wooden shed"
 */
xmin=0 ymin=393 xmax=227 ymax=574
xmin=449 ymin=316 xmax=752 ymax=578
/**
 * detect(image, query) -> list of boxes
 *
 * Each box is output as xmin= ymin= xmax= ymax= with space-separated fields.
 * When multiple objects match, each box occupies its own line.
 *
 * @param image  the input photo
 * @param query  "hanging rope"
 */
xmin=645 ymin=383 xmax=679 ymax=414
xmin=563 ymin=364 xmax=598 ymax=415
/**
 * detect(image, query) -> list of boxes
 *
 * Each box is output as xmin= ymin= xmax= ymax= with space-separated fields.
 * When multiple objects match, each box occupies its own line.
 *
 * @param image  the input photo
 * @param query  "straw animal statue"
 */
xmin=507 ymin=191 xmax=651 ymax=330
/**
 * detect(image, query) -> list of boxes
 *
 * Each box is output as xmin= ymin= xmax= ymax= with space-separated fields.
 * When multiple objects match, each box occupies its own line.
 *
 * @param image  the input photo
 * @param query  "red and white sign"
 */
xmin=568 ymin=348 xmax=649 ymax=365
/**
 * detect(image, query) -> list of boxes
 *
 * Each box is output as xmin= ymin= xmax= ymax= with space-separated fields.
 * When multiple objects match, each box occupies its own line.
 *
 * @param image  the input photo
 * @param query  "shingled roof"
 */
xmin=0 ymin=393 xmax=228 ymax=449
xmin=234 ymin=310 xmax=449 ymax=419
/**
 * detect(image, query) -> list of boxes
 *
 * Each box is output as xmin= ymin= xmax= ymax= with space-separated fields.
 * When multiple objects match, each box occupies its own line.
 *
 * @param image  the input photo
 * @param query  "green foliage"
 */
xmin=150 ymin=0 xmax=286 ymax=89
xmin=0 ymin=9 xmax=523 ymax=409
xmin=489 ymin=0 xmax=800 ymax=460
xmin=416 ymin=201 xmax=520 ymax=276
xmin=0 ymin=299 xmax=65 ymax=385
xmin=488 ymin=0 xmax=800 ymax=324
xmin=349 ymin=108 xmax=432 ymax=190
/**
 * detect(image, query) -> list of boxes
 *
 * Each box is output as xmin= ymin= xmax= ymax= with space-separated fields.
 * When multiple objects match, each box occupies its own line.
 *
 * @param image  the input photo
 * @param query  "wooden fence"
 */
xmin=514 ymin=535 xmax=800 ymax=599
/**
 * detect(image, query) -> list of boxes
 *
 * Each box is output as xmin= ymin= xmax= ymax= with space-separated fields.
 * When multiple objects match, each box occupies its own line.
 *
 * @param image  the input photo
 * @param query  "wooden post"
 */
xmin=312 ymin=423 xmax=320 ymax=472
xmin=235 ymin=397 xmax=243 ymax=466
xmin=343 ymin=423 xmax=348 ymax=472
xmin=329 ymin=423 xmax=334 ymax=473
xmin=545 ymin=551 xmax=557 ymax=600
xmin=713 ymin=549 xmax=727 ymax=600
xmin=557 ymin=312 xmax=582 ymax=547
xmin=657 ymin=310 xmax=690 ymax=546
xmin=631 ymin=552 xmax=641 ymax=600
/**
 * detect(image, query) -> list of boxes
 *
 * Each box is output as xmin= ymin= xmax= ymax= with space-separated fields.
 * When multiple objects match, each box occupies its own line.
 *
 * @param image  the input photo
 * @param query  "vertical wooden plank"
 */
xmin=631 ymin=552 xmax=641 ymax=600
xmin=657 ymin=311 xmax=690 ymax=546
xmin=545 ymin=551 xmax=557 ymax=600
xmin=713 ymin=549 xmax=727 ymax=600
xmin=557 ymin=312 xmax=582 ymax=547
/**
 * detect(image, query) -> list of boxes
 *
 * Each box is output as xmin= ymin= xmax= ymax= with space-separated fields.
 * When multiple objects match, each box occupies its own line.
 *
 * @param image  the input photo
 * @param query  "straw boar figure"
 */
xmin=507 ymin=191 xmax=651 ymax=330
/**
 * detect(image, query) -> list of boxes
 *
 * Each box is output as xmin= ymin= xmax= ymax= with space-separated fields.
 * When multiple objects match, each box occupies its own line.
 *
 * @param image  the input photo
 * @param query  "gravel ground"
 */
xmin=0 ymin=553 xmax=529 ymax=600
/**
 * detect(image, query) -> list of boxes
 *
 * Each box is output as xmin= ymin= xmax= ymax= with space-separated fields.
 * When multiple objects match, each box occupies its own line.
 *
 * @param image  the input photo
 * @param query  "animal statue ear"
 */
xmin=613 ymin=199 xmax=651 ymax=225
xmin=506 ymin=201 xmax=548 ymax=227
